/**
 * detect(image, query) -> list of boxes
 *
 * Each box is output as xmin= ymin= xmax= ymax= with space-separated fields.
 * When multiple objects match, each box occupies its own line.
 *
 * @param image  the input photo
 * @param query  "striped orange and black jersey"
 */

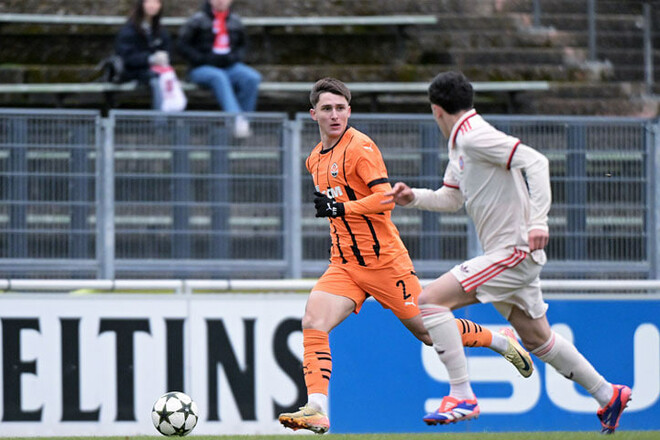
xmin=306 ymin=126 xmax=409 ymax=267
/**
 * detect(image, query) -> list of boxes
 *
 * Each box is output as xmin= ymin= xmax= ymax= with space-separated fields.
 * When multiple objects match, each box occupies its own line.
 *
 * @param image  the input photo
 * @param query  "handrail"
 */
xmin=0 ymin=80 xmax=550 ymax=94
xmin=0 ymin=13 xmax=438 ymax=27
xmin=1 ymin=279 xmax=659 ymax=295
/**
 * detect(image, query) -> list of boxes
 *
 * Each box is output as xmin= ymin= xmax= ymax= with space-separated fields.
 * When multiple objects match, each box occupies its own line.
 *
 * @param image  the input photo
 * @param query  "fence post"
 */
xmin=97 ymin=117 xmax=115 ymax=279
xmin=284 ymin=118 xmax=302 ymax=278
xmin=532 ymin=0 xmax=542 ymax=27
xmin=588 ymin=0 xmax=597 ymax=61
xmin=420 ymin=123 xmax=443 ymax=260
xmin=172 ymin=119 xmax=192 ymax=260
xmin=9 ymin=117 xmax=28 ymax=260
xmin=70 ymin=125 xmax=91 ymax=260
xmin=651 ymin=120 xmax=660 ymax=278
xmin=209 ymin=122 xmax=230 ymax=260
xmin=566 ymin=125 xmax=587 ymax=260
xmin=643 ymin=2 xmax=654 ymax=94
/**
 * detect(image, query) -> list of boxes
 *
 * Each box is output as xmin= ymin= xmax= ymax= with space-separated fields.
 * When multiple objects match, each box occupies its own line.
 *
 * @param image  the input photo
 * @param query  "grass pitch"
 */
xmin=218 ymin=434 xmax=658 ymax=440
xmin=217 ymin=434 xmax=656 ymax=440
xmin=7 ymin=433 xmax=659 ymax=440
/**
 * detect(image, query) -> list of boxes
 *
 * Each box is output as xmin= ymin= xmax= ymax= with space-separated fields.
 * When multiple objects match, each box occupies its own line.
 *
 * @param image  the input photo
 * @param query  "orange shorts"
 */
xmin=313 ymin=253 xmax=422 ymax=320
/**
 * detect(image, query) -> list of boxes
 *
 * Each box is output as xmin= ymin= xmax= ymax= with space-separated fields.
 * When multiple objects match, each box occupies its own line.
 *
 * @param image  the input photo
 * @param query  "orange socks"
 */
xmin=302 ymin=329 xmax=332 ymax=395
xmin=300 ymin=321 xmax=488 ymax=395
xmin=456 ymin=318 xmax=493 ymax=347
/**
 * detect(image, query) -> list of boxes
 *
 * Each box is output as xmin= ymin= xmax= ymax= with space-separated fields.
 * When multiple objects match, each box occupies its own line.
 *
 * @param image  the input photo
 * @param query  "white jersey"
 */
xmin=408 ymin=109 xmax=551 ymax=254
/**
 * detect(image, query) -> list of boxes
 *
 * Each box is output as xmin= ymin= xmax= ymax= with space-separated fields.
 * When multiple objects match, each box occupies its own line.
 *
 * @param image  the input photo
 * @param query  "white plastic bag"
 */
xmin=152 ymin=66 xmax=187 ymax=112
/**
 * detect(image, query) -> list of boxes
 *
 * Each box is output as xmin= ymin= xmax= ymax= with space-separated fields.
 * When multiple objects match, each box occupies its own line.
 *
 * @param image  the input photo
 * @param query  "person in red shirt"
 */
xmin=177 ymin=0 xmax=261 ymax=137
xmin=278 ymin=78 xmax=534 ymax=434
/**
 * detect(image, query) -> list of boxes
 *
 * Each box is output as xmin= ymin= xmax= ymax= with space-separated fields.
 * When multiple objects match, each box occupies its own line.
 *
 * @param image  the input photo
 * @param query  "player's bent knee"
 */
xmin=301 ymin=313 xmax=321 ymax=330
xmin=418 ymin=291 xmax=434 ymax=306
xmin=301 ymin=310 xmax=338 ymax=332
xmin=519 ymin=333 xmax=547 ymax=351
xmin=418 ymin=332 xmax=433 ymax=346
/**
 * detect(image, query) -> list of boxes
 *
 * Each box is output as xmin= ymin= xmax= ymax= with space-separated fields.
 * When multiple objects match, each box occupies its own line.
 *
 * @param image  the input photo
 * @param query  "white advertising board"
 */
xmin=0 ymin=294 xmax=307 ymax=436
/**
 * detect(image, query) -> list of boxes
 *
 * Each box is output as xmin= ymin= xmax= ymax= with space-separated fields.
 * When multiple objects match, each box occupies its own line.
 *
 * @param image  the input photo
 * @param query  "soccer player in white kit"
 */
xmin=384 ymin=71 xmax=631 ymax=433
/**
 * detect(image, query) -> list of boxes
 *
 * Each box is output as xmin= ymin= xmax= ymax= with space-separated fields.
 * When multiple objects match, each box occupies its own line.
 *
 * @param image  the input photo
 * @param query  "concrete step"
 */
xmin=598 ymin=48 xmax=660 ymax=66
xmin=563 ymin=32 xmax=655 ymax=50
xmin=547 ymin=82 xmax=640 ymax=99
xmin=522 ymin=96 xmax=656 ymax=117
xmin=448 ymin=47 xmax=573 ymax=65
xmin=0 ymin=60 xmax=600 ymax=85
xmin=0 ymin=0 xmax=514 ymax=16
xmin=539 ymin=14 xmax=644 ymax=32
xmin=609 ymin=66 xmax=660 ymax=83
xmin=417 ymin=28 xmax=580 ymax=50
xmin=498 ymin=0 xmax=645 ymax=15
xmin=0 ymin=0 xmax=651 ymax=18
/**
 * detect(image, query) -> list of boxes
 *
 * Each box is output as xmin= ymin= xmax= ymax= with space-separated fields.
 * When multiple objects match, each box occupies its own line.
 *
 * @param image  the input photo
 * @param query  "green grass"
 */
xmin=5 ymin=434 xmax=659 ymax=440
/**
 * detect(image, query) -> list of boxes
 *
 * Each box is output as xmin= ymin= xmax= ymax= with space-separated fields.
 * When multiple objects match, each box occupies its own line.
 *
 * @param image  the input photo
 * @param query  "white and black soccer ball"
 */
xmin=151 ymin=391 xmax=199 ymax=436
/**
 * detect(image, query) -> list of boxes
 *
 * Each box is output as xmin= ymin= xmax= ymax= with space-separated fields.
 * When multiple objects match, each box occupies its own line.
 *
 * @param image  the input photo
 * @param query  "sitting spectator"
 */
xmin=177 ymin=0 xmax=261 ymax=138
xmin=115 ymin=0 xmax=172 ymax=110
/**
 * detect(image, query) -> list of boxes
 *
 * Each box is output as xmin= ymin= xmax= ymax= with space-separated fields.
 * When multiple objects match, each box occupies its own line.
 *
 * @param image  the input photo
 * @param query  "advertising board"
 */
xmin=0 ymin=293 xmax=657 ymax=435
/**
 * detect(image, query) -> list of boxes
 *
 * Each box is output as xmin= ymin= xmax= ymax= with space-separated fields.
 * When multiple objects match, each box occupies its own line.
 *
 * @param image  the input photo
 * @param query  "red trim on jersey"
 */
xmin=443 ymin=181 xmax=459 ymax=189
xmin=506 ymin=140 xmax=521 ymax=170
xmin=450 ymin=110 xmax=478 ymax=149
xmin=460 ymin=248 xmax=527 ymax=292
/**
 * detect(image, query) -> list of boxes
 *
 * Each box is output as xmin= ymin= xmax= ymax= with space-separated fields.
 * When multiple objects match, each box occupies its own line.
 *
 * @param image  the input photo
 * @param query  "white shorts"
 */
xmin=449 ymin=247 xmax=549 ymax=319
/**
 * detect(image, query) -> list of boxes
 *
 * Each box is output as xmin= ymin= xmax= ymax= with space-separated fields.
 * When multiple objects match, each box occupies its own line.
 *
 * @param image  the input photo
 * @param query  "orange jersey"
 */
xmin=306 ymin=127 xmax=408 ymax=267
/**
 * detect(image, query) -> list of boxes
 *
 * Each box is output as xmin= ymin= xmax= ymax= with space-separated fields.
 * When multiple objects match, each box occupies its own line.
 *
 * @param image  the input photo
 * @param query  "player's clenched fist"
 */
xmin=313 ymin=191 xmax=345 ymax=218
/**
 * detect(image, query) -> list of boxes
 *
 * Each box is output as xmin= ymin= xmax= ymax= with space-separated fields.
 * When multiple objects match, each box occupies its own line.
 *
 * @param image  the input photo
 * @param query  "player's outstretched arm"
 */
xmin=386 ymin=184 xmax=464 ymax=213
xmin=382 ymin=182 xmax=415 ymax=206
xmin=343 ymin=186 xmax=396 ymax=216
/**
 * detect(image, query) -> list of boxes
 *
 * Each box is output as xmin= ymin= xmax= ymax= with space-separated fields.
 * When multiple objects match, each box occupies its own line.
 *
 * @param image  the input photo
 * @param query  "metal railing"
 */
xmin=1 ymin=109 xmax=658 ymax=279
xmin=1 ymin=278 xmax=660 ymax=296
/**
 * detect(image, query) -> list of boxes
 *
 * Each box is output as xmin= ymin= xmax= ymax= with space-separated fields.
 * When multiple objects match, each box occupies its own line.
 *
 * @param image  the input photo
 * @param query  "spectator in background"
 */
xmin=177 ymin=0 xmax=261 ymax=138
xmin=115 ymin=0 xmax=172 ymax=110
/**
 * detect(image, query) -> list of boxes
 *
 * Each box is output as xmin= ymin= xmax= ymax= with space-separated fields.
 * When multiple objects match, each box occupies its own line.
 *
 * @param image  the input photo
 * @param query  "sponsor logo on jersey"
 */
xmin=326 ymin=186 xmax=344 ymax=198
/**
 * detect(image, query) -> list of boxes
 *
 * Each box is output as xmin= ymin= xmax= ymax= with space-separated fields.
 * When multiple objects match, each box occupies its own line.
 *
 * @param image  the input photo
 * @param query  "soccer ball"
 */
xmin=151 ymin=391 xmax=199 ymax=436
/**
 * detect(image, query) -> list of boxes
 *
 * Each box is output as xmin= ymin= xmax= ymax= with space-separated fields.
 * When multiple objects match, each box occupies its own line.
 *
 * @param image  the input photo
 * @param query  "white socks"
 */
xmin=420 ymin=304 xmax=474 ymax=400
xmin=307 ymin=393 xmax=328 ymax=414
xmin=532 ymin=331 xmax=613 ymax=407
xmin=489 ymin=330 xmax=510 ymax=354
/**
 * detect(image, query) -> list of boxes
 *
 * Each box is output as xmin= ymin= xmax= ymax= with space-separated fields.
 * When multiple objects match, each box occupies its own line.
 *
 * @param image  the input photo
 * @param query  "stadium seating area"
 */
xmin=0 ymin=0 xmax=658 ymax=115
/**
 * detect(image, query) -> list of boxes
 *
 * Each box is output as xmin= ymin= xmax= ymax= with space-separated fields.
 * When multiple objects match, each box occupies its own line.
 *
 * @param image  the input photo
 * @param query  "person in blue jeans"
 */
xmin=177 ymin=0 xmax=261 ymax=137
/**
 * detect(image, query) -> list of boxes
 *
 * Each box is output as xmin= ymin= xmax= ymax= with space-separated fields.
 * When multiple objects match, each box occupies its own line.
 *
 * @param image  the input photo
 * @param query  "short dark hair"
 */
xmin=428 ymin=71 xmax=474 ymax=114
xmin=310 ymin=77 xmax=351 ymax=107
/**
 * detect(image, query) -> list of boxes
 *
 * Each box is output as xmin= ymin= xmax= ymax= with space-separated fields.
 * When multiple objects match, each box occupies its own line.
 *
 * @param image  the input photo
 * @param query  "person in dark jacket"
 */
xmin=177 ymin=0 xmax=261 ymax=137
xmin=115 ymin=0 xmax=172 ymax=109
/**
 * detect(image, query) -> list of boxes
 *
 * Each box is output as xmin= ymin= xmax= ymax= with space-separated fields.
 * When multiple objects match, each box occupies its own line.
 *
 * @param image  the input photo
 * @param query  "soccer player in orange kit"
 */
xmin=278 ymin=77 xmax=532 ymax=434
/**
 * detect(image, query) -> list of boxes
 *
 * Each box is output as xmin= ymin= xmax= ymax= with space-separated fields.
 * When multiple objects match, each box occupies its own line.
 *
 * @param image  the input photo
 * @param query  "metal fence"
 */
xmin=0 ymin=109 xmax=100 ymax=274
xmin=1 ymin=109 xmax=658 ymax=279
xmin=109 ymin=111 xmax=292 ymax=278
